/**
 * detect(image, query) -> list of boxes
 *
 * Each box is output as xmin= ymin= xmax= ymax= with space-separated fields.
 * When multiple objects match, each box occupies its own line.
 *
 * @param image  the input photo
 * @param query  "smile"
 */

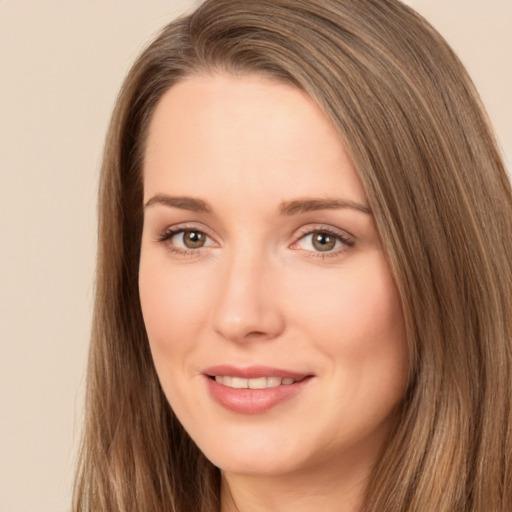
xmin=203 ymin=366 xmax=313 ymax=414
xmin=213 ymin=376 xmax=302 ymax=389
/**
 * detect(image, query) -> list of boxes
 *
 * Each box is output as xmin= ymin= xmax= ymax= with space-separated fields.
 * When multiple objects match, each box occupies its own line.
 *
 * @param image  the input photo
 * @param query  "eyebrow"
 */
xmin=279 ymin=198 xmax=371 ymax=216
xmin=144 ymin=194 xmax=371 ymax=216
xmin=144 ymin=195 xmax=211 ymax=213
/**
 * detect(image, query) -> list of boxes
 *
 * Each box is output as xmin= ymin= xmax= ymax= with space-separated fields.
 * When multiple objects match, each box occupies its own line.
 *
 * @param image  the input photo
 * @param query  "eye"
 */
xmin=177 ymin=229 xmax=208 ymax=249
xmin=157 ymin=226 xmax=216 ymax=253
xmin=292 ymin=228 xmax=354 ymax=256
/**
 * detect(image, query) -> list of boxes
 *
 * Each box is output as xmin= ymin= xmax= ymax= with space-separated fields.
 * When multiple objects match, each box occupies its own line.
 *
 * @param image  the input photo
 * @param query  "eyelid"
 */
xmin=293 ymin=223 xmax=355 ymax=241
xmin=290 ymin=224 xmax=356 ymax=256
xmin=155 ymin=222 xmax=219 ymax=249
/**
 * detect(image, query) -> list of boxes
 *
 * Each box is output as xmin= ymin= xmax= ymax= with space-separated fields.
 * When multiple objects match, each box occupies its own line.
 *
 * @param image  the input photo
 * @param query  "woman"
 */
xmin=73 ymin=0 xmax=512 ymax=511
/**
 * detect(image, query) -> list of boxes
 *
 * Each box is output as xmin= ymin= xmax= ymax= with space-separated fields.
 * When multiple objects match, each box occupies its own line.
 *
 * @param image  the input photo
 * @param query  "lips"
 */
xmin=214 ymin=375 xmax=303 ymax=389
xmin=203 ymin=365 xmax=313 ymax=414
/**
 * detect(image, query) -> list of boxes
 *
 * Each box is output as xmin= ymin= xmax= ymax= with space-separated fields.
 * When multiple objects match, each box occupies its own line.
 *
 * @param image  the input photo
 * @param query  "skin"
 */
xmin=139 ymin=72 xmax=409 ymax=512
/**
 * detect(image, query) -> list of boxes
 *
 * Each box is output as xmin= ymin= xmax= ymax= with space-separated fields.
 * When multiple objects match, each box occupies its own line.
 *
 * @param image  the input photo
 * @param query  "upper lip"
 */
xmin=203 ymin=365 xmax=310 ymax=380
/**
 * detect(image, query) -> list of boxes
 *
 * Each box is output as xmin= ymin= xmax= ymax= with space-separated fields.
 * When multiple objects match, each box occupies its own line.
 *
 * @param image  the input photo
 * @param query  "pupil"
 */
xmin=184 ymin=230 xmax=205 ymax=248
xmin=313 ymin=232 xmax=335 ymax=252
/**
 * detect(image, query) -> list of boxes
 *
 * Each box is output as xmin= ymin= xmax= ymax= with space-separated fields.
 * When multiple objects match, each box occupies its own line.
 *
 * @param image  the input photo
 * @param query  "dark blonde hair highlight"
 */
xmin=74 ymin=1 xmax=512 ymax=511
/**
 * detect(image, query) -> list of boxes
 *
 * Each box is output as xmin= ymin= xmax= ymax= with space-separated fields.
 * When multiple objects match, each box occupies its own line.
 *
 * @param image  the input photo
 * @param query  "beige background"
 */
xmin=0 ymin=1 xmax=510 ymax=511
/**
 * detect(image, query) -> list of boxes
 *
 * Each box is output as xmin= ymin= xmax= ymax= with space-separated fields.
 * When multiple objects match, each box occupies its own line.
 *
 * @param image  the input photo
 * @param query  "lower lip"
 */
xmin=205 ymin=376 xmax=312 ymax=414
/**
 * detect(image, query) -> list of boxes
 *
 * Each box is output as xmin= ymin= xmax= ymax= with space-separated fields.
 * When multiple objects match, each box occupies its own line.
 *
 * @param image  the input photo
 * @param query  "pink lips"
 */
xmin=203 ymin=365 xmax=313 ymax=415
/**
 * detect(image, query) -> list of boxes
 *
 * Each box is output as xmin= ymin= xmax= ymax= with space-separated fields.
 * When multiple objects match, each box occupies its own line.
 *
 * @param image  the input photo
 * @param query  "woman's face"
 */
xmin=139 ymin=73 xmax=409 ymax=479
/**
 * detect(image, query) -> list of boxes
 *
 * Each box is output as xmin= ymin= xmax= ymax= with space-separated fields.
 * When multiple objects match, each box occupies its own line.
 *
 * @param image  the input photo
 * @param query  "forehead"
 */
xmin=142 ymin=72 xmax=366 ymax=206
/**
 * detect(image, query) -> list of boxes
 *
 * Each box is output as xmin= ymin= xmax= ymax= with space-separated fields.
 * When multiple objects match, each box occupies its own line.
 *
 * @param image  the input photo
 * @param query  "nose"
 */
xmin=210 ymin=249 xmax=286 ymax=343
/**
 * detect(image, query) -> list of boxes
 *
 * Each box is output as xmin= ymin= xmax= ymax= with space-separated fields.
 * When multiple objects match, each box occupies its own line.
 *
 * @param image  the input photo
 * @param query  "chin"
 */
xmin=212 ymin=453 xmax=303 ymax=477
xmin=197 ymin=431 xmax=316 ymax=477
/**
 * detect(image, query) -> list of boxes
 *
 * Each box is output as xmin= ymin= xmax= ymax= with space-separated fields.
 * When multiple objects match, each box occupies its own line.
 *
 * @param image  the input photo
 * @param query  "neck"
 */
xmin=220 ymin=456 xmax=371 ymax=512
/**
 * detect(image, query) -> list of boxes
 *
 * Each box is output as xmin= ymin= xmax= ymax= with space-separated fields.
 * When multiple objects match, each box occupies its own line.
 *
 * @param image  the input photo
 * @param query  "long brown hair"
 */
xmin=74 ymin=1 xmax=512 ymax=510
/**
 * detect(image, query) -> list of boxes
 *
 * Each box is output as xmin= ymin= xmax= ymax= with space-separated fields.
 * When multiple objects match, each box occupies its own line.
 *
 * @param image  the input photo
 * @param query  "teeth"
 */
xmin=248 ymin=377 xmax=267 ymax=389
xmin=222 ymin=376 xmax=233 ymax=387
xmin=232 ymin=377 xmax=247 ymax=388
xmin=214 ymin=376 xmax=300 ymax=389
xmin=266 ymin=377 xmax=281 ymax=388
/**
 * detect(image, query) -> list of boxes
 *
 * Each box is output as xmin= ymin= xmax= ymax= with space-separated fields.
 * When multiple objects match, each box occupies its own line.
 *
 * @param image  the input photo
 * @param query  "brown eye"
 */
xmin=182 ymin=230 xmax=206 ymax=249
xmin=157 ymin=226 xmax=216 ymax=254
xmin=292 ymin=227 xmax=353 ymax=256
xmin=311 ymin=231 xmax=337 ymax=252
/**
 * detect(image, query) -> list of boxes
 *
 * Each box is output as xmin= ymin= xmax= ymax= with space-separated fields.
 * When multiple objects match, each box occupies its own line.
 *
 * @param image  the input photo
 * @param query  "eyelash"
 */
xmin=156 ymin=225 xmax=215 ymax=257
xmin=156 ymin=224 xmax=355 ymax=259
xmin=292 ymin=226 xmax=355 ymax=259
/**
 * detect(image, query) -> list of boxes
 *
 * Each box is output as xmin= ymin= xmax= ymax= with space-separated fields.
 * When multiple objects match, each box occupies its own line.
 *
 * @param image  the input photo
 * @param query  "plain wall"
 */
xmin=0 ymin=1 xmax=510 ymax=511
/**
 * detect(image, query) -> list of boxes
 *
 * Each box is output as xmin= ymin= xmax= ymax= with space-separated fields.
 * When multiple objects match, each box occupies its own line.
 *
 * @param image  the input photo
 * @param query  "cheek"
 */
xmin=337 ymin=262 xmax=408 ymax=405
xmin=289 ymin=253 xmax=408 ymax=385
xmin=299 ymin=258 xmax=403 ymax=338
xmin=138 ymin=253 xmax=212 ymax=362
